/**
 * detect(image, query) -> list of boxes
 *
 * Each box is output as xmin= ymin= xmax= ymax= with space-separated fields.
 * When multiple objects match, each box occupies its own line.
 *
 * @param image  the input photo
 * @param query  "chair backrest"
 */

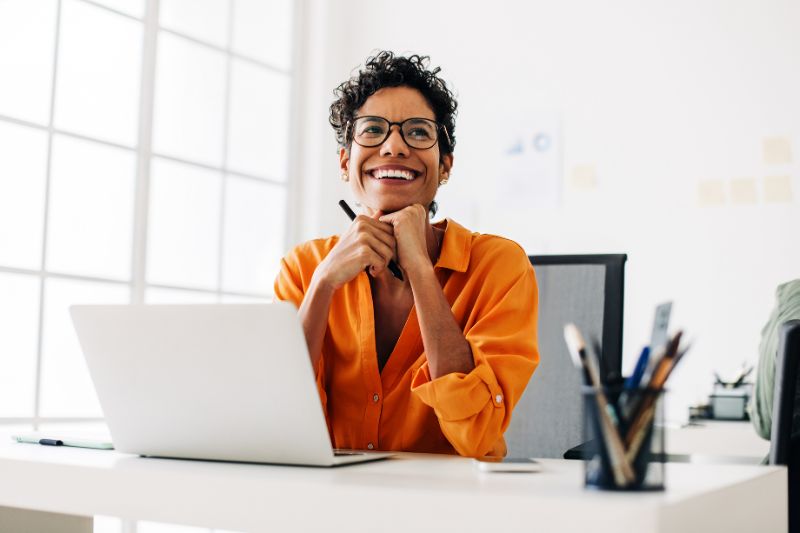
xmin=769 ymin=319 xmax=800 ymax=466
xmin=768 ymin=320 xmax=800 ymax=533
xmin=505 ymin=254 xmax=626 ymax=459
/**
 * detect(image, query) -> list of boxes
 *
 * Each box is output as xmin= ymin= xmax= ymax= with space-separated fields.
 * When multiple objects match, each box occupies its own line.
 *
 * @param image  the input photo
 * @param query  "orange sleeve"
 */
xmin=410 ymin=246 xmax=539 ymax=457
xmin=273 ymin=249 xmax=328 ymax=415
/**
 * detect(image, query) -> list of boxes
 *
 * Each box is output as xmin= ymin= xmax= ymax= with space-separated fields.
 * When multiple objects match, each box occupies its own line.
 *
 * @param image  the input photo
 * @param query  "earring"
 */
xmin=439 ymin=174 xmax=449 ymax=186
xmin=341 ymin=172 xmax=349 ymax=182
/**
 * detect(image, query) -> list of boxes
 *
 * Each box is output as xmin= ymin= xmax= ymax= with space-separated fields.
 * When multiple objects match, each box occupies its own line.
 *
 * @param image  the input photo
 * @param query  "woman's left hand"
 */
xmin=379 ymin=204 xmax=434 ymax=274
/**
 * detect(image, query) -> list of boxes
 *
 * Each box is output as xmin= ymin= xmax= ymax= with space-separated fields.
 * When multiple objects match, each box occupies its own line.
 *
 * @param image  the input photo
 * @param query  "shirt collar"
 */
xmin=433 ymin=218 xmax=471 ymax=273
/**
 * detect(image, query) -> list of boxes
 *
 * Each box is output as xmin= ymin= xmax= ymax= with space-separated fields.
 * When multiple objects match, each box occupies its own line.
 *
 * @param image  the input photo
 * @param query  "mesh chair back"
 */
xmin=504 ymin=255 xmax=626 ymax=459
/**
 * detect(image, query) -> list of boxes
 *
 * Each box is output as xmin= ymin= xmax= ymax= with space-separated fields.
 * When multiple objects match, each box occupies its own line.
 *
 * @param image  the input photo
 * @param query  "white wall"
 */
xmin=296 ymin=0 xmax=800 ymax=420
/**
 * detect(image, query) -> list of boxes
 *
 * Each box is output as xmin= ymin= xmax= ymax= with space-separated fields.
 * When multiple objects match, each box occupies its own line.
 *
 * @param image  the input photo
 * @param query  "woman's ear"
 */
xmin=439 ymin=153 xmax=454 ymax=180
xmin=339 ymin=147 xmax=350 ymax=182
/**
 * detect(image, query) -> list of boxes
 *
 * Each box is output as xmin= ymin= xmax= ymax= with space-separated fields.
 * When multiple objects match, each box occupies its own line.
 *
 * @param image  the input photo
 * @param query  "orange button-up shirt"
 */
xmin=274 ymin=219 xmax=539 ymax=457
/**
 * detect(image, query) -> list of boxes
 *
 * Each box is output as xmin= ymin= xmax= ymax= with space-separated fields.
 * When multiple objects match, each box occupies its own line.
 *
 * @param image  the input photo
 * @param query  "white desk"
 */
xmin=0 ymin=435 xmax=786 ymax=533
xmin=666 ymin=420 xmax=770 ymax=462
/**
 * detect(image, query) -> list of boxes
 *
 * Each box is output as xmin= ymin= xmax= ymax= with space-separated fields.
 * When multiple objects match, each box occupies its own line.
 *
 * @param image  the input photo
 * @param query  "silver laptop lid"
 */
xmin=70 ymin=303 xmax=338 ymax=466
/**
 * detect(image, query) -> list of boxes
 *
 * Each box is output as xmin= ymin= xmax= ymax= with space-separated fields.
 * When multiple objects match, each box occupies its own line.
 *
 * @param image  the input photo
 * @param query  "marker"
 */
xmin=624 ymin=346 xmax=650 ymax=390
xmin=338 ymin=200 xmax=404 ymax=281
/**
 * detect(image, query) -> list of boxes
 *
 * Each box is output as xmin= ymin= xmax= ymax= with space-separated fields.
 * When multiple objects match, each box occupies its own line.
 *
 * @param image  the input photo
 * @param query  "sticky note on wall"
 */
xmin=697 ymin=179 xmax=726 ymax=206
xmin=763 ymin=175 xmax=793 ymax=203
xmin=730 ymin=178 xmax=757 ymax=205
xmin=762 ymin=137 xmax=793 ymax=165
xmin=569 ymin=164 xmax=597 ymax=190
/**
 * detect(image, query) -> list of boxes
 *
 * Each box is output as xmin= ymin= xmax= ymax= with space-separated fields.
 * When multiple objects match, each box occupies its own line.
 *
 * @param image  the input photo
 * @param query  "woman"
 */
xmin=274 ymin=52 xmax=539 ymax=457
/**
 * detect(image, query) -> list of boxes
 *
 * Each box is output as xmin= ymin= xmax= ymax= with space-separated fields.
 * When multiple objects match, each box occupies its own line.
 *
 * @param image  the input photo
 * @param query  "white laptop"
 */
xmin=70 ymin=303 xmax=391 ymax=467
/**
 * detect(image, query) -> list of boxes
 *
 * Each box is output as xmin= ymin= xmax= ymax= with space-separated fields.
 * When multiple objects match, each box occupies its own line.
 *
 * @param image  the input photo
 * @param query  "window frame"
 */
xmin=0 ymin=0 xmax=300 ymax=428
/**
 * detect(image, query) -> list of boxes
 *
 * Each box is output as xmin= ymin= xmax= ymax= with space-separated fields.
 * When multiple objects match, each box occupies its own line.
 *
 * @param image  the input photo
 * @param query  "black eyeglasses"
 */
xmin=346 ymin=116 xmax=451 ymax=150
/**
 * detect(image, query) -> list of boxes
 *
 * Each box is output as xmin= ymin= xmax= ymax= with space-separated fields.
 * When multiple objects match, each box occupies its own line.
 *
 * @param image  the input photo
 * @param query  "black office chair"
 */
xmin=504 ymin=254 xmax=627 ymax=459
xmin=530 ymin=254 xmax=627 ymax=380
xmin=769 ymin=319 xmax=800 ymax=533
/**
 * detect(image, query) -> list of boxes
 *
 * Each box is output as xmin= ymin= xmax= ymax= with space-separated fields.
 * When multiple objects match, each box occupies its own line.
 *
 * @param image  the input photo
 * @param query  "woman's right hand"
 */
xmin=315 ymin=214 xmax=397 ymax=290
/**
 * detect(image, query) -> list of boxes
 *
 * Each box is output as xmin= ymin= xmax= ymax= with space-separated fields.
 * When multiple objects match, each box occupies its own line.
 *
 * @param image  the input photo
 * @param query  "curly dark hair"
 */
xmin=329 ymin=51 xmax=458 ymax=157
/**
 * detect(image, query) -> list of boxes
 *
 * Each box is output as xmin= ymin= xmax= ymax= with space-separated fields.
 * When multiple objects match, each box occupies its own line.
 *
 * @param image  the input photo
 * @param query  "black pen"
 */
xmin=338 ymin=200 xmax=404 ymax=281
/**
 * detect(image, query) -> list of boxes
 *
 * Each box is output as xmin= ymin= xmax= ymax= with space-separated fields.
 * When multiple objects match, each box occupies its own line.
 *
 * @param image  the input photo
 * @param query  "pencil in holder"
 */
xmin=582 ymin=386 xmax=665 ymax=491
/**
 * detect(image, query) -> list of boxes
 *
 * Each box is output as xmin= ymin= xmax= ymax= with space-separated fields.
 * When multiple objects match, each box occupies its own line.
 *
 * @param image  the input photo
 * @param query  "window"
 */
xmin=0 ymin=0 xmax=294 ymax=429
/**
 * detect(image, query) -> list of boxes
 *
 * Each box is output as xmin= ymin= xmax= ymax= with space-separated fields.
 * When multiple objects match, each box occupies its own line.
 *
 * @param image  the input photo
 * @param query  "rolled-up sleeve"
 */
xmin=410 ymin=258 xmax=539 ymax=457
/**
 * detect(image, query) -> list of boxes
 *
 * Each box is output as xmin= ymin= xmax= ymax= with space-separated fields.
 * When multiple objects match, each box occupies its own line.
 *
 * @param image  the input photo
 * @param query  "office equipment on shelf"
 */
xmin=565 ymin=323 xmax=689 ymax=490
xmin=69 ymin=303 xmax=392 ymax=467
xmin=505 ymin=254 xmax=627 ymax=459
xmin=709 ymin=383 xmax=753 ymax=420
xmin=768 ymin=319 xmax=800 ymax=533
xmin=690 ymin=364 xmax=754 ymax=421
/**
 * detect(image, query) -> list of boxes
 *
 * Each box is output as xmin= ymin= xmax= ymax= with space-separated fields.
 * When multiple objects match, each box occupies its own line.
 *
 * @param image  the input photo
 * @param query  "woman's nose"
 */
xmin=380 ymin=126 xmax=410 ymax=157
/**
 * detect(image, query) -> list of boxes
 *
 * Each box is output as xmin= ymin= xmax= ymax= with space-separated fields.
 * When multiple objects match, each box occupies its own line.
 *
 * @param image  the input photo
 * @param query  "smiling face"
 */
xmin=339 ymin=86 xmax=453 ymax=215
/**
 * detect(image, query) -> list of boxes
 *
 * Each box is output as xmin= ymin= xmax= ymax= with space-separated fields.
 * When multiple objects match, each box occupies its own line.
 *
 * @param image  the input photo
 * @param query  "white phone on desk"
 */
xmin=473 ymin=457 xmax=542 ymax=473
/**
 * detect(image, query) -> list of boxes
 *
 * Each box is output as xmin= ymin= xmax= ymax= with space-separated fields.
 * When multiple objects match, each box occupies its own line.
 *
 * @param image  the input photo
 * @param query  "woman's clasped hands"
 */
xmin=317 ymin=204 xmax=434 ymax=290
xmin=378 ymin=203 xmax=435 ymax=274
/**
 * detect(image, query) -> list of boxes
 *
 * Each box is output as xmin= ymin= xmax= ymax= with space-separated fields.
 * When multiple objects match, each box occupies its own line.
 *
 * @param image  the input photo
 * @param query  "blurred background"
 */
xmin=0 ymin=0 xmax=798 ymax=529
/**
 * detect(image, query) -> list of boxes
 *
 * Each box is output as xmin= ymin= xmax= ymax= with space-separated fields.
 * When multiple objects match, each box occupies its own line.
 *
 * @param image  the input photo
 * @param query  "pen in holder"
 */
xmin=582 ymin=385 xmax=665 ymax=491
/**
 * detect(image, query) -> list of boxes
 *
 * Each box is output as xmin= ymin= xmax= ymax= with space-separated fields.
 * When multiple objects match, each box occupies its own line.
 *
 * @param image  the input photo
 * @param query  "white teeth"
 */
xmin=373 ymin=168 xmax=415 ymax=180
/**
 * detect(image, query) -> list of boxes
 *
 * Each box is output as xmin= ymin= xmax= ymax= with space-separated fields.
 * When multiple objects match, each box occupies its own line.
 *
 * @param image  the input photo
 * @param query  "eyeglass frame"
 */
xmin=344 ymin=115 xmax=453 ymax=152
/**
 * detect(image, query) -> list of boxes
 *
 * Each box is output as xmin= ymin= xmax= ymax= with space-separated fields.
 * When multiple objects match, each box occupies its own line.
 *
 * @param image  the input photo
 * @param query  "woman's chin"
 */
xmin=364 ymin=200 xmax=411 ymax=214
xmin=359 ymin=193 xmax=435 ymax=215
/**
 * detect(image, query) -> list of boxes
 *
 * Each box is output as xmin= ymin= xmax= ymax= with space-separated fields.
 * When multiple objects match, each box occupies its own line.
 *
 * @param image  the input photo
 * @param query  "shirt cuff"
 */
xmin=410 ymin=344 xmax=505 ymax=421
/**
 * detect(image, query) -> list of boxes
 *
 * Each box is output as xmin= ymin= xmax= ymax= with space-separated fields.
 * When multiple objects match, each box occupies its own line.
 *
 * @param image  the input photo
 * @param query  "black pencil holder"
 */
xmin=582 ymin=386 xmax=665 ymax=491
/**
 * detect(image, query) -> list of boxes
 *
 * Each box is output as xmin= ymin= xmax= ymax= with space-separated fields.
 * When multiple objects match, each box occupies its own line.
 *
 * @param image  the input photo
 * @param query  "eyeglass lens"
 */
xmin=353 ymin=117 xmax=439 ymax=149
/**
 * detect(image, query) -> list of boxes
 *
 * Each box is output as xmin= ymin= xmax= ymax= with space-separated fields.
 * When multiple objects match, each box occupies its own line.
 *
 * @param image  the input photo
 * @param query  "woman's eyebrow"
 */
xmin=354 ymin=115 xmax=434 ymax=121
xmin=357 ymin=116 xmax=388 ymax=123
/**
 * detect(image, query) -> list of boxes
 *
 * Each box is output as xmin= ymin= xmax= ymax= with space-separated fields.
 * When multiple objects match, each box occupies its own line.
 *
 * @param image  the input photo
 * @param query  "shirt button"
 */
xmin=372 ymin=393 xmax=380 ymax=403
xmin=495 ymin=394 xmax=503 ymax=404
xmin=367 ymin=442 xmax=374 ymax=450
